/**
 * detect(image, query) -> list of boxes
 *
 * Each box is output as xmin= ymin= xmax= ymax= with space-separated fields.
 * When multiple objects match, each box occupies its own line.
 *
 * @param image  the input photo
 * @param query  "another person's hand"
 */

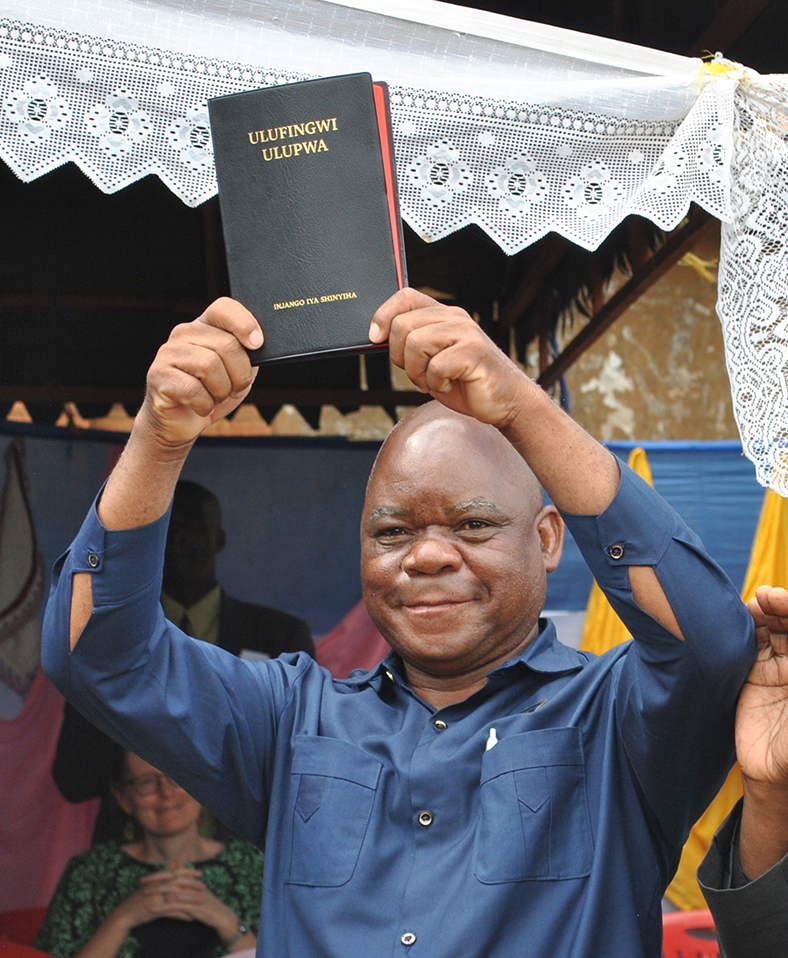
xmin=738 ymin=585 xmax=788 ymax=787
xmin=70 ymin=868 xmax=203 ymax=958
xmin=110 ymin=867 xmax=203 ymax=929
xmin=138 ymin=865 xmax=255 ymax=951
xmin=141 ymin=865 xmax=239 ymax=932
xmin=141 ymin=298 xmax=262 ymax=449
xmin=370 ymin=288 xmax=532 ymax=430
xmin=735 ymin=585 xmax=788 ymax=879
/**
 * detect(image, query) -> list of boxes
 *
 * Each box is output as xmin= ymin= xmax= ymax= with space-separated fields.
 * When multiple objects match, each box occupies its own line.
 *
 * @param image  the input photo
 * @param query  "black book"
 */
xmin=209 ymin=72 xmax=407 ymax=364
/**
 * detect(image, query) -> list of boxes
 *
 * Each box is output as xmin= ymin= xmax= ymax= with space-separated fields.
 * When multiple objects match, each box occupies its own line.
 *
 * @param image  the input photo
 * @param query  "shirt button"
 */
xmin=418 ymin=810 xmax=433 ymax=827
xmin=608 ymin=543 xmax=625 ymax=560
xmin=433 ymin=719 xmax=447 ymax=731
xmin=87 ymin=552 xmax=100 ymax=568
xmin=401 ymin=932 xmax=417 ymax=946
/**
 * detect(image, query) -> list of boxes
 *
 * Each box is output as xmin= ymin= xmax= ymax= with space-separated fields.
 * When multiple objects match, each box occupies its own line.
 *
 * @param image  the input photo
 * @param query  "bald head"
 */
xmin=360 ymin=402 xmax=564 ymax=693
xmin=367 ymin=402 xmax=543 ymax=514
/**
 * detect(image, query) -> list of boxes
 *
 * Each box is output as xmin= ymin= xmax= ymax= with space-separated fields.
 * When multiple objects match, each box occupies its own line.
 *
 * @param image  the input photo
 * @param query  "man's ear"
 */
xmin=216 ymin=527 xmax=227 ymax=554
xmin=537 ymin=506 xmax=564 ymax=574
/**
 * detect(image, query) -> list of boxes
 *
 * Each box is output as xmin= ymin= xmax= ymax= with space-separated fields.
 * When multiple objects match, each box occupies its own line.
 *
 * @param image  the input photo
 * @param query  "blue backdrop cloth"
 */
xmin=0 ymin=424 xmax=764 ymax=635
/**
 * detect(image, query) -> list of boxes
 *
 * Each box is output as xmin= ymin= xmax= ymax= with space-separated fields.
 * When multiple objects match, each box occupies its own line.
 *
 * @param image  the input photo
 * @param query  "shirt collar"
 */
xmin=160 ymin=584 xmax=222 ymax=644
xmin=507 ymin=618 xmax=587 ymax=675
xmin=343 ymin=618 xmax=586 ymax=689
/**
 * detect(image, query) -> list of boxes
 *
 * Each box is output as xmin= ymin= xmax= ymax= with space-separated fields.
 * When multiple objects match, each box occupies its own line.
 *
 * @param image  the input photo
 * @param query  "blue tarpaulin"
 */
xmin=0 ymin=425 xmax=766 ymax=635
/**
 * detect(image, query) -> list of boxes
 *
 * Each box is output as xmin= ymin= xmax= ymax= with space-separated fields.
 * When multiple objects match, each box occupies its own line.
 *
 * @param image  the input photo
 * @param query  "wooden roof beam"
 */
xmin=537 ymin=207 xmax=715 ymax=390
xmin=498 ymin=234 xmax=571 ymax=331
xmin=523 ymin=0 xmax=767 ymax=392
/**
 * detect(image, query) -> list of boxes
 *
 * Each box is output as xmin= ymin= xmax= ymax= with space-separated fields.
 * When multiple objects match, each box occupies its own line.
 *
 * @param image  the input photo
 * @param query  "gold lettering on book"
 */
xmin=248 ymin=117 xmax=337 ymax=146
xmin=320 ymin=291 xmax=358 ymax=303
xmin=272 ymin=299 xmax=307 ymax=310
xmin=262 ymin=139 xmax=328 ymax=161
xmin=272 ymin=291 xmax=358 ymax=310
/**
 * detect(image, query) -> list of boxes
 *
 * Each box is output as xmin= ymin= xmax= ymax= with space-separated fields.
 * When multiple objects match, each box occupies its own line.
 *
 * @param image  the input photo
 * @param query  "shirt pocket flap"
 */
xmin=515 ymin=768 xmax=550 ymax=813
xmin=291 ymin=735 xmax=383 ymax=789
xmin=480 ymin=727 xmax=584 ymax=784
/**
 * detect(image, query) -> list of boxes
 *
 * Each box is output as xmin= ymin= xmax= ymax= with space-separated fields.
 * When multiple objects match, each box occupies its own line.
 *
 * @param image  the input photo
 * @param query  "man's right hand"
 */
xmin=141 ymin=298 xmax=262 ymax=449
xmin=93 ymin=298 xmax=261 ymax=534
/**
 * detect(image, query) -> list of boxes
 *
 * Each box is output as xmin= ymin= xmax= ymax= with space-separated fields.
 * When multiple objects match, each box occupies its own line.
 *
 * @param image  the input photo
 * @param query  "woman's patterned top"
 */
xmin=36 ymin=839 xmax=263 ymax=958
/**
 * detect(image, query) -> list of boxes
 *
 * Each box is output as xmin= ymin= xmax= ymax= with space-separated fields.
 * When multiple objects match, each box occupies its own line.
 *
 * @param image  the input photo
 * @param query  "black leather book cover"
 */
xmin=209 ymin=73 xmax=406 ymax=364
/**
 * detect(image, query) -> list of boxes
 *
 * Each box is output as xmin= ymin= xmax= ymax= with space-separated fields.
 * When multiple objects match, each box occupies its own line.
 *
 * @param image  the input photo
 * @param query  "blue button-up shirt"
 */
xmin=43 ymin=465 xmax=755 ymax=958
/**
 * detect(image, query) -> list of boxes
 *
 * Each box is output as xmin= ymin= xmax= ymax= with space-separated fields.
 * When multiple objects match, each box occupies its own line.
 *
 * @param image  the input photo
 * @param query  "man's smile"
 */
xmin=403 ymin=599 xmax=472 ymax=612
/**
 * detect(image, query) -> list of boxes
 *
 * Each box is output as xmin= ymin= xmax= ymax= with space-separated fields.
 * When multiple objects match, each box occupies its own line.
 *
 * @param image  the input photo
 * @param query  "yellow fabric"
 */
xmin=579 ymin=447 xmax=652 ymax=655
xmin=666 ymin=486 xmax=788 ymax=909
xmin=740 ymin=488 xmax=788 ymax=604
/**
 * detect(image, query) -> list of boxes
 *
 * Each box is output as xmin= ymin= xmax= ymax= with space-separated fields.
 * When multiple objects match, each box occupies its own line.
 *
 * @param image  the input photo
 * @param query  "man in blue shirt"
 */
xmin=44 ymin=289 xmax=755 ymax=957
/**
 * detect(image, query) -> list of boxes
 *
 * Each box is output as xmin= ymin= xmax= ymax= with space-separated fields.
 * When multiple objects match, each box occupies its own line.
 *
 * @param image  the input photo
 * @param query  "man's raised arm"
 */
xmin=69 ymin=299 xmax=261 ymax=648
xmin=735 ymin=585 xmax=788 ymax=879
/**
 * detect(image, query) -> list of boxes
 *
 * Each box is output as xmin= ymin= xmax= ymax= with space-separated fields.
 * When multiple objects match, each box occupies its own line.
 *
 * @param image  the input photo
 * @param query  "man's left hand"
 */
xmin=370 ymin=288 xmax=533 ymax=430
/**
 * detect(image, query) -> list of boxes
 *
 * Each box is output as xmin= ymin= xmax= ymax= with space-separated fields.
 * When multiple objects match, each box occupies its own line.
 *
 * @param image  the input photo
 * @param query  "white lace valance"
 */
xmin=1 ymin=0 xmax=788 ymax=493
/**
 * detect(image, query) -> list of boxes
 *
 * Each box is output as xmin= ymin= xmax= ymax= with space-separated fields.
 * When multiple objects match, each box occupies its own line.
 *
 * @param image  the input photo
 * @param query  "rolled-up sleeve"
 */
xmin=43 ymin=494 xmax=170 ymax=684
xmin=562 ymin=463 xmax=757 ymax=845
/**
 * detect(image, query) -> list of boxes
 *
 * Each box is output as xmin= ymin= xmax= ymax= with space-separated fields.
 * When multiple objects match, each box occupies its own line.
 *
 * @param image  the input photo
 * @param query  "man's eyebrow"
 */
xmin=367 ymin=499 xmax=503 ymax=523
xmin=448 ymin=499 xmax=501 ymax=514
xmin=367 ymin=505 xmax=411 ymax=523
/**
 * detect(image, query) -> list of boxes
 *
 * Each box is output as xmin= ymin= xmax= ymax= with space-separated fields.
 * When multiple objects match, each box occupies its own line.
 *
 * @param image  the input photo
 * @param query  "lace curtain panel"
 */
xmin=1 ymin=0 xmax=787 ymax=492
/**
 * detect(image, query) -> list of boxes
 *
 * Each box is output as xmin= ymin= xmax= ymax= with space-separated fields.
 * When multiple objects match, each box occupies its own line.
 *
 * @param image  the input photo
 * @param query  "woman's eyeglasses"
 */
xmin=123 ymin=772 xmax=179 ymax=797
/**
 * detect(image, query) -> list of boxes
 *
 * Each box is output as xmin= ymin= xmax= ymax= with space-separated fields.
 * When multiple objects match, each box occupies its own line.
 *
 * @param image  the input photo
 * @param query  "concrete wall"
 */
xmin=557 ymin=223 xmax=739 ymax=442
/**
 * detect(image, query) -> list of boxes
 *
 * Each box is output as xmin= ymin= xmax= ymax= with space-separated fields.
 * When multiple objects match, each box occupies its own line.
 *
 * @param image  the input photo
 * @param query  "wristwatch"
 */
xmin=222 ymin=920 xmax=251 ymax=950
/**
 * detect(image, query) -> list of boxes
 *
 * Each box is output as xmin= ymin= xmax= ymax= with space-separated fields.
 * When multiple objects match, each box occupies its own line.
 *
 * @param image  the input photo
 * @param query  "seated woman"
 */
xmin=36 ymin=747 xmax=262 ymax=958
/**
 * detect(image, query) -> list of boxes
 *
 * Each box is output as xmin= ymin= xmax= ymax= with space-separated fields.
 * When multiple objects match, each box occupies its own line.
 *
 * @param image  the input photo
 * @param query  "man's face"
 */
xmin=164 ymin=497 xmax=224 ymax=582
xmin=361 ymin=412 xmax=563 ymax=682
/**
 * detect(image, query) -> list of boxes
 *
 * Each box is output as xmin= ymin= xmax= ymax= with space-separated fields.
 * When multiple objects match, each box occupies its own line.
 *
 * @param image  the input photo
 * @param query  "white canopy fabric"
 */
xmin=1 ymin=0 xmax=787 ymax=493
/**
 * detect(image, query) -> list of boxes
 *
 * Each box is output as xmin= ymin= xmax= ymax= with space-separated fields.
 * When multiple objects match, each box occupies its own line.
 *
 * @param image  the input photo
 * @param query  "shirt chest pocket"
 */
xmin=474 ymin=727 xmax=594 ymax=883
xmin=288 ymin=736 xmax=382 ymax=887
